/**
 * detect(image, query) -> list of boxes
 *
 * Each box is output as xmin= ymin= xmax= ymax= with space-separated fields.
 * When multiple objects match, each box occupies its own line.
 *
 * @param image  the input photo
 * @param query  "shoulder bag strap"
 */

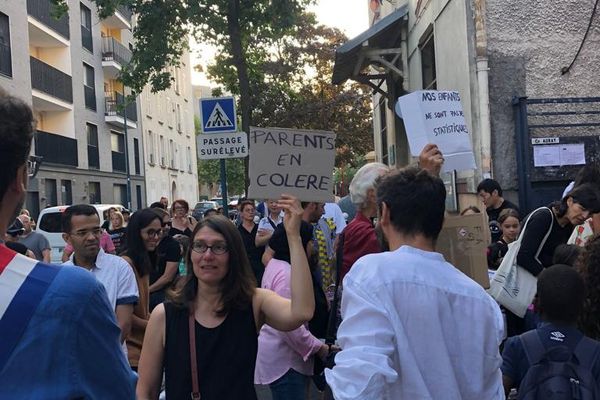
xmin=519 ymin=330 xmax=546 ymax=366
xmin=533 ymin=207 xmax=555 ymax=264
xmin=573 ymin=336 xmax=600 ymax=369
xmin=189 ymin=311 xmax=201 ymax=400
xmin=325 ymin=231 xmax=344 ymax=345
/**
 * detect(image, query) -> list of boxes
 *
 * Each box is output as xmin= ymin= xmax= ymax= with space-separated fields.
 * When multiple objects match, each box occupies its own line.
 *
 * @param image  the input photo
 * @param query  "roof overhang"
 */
xmin=331 ymin=5 xmax=408 ymax=102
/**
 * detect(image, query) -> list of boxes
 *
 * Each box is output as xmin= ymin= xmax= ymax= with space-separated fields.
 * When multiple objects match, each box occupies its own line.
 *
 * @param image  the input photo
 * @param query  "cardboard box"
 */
xmin=436 ymin=213 xmax=491 ymax=289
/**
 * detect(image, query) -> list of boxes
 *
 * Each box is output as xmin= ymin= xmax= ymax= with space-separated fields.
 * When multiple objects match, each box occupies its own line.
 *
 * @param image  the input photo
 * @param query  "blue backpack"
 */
xmin=518 ymin=330 xmax=600 ymax=400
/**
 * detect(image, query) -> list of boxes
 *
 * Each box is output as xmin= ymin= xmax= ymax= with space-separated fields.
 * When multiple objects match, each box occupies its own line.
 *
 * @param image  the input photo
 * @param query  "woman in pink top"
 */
xmin=255 ymin=221 xmax=330 ymax=400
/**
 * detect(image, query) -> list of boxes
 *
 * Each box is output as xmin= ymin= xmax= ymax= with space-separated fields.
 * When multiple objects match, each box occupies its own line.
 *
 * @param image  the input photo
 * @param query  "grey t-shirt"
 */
xmin=19 ymin=232 xmax=51 ymax=261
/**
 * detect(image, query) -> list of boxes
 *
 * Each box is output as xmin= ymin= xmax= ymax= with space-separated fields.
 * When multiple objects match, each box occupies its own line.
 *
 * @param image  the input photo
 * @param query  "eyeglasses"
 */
xmin=144 ymin=229 xmax=163 ymax=238
xmin=27 ymin=156 xmax=42 ymax=178
xmin=71 ymin=228 xmax=102 ymax=238
xmin=191 ymin=242 xmax=228 ymax=255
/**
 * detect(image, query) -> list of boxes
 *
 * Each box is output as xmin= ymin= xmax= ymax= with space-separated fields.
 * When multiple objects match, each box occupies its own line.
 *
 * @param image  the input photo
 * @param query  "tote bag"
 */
xmin=488 ymin=207 xmax=554 ymax=317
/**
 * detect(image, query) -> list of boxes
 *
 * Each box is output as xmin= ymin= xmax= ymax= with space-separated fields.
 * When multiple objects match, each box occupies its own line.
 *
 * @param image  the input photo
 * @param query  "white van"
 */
xmin=36 ymin=204 xmax=125 ymax=263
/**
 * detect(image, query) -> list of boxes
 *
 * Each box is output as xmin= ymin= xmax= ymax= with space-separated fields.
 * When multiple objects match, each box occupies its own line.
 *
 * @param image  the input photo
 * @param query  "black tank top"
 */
xmin=164 ymin=302 xmax=258 ymax=400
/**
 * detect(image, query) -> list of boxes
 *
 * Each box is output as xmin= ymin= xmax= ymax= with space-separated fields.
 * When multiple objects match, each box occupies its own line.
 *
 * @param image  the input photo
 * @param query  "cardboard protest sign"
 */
xmin=248 ymin=127 xmax=336 ymax=202
xmin=436 ymin=212 xmax=490 ymax=289
xmin=395 ymin=90 xmax=477 ymax=172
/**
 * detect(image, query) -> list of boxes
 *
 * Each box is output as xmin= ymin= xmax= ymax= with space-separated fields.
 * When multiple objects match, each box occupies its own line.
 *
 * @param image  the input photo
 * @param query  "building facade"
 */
xmin=140 ymin=53 xmax=199 ymax=206
xmin=336 ymin=0 xmax=599 ymax=211
xmin=0 ymin=0 xmax=145 ymax=218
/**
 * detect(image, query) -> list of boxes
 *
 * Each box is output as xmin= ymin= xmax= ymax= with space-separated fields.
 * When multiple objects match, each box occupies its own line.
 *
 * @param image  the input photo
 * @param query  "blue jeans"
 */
xmin=269 ymin=369 xmax=307 ymax=400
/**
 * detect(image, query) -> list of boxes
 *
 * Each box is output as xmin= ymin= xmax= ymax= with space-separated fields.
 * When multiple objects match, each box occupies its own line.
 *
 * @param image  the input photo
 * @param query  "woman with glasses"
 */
xmin=169 ymin=199 xmax=196 ymax=238
xmin=122 ymin=208 xmax=163 ymax=371
xmin=136 ymin=195 xmax=315 ymax=400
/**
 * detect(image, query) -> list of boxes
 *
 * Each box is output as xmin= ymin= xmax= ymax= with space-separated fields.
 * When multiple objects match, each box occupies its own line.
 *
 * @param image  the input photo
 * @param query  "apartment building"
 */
xmin=0 ymin=0 xmax=145 ymax=218
xmin=140 ymin=54 xmax=199 ymax=206
xmin=332 ymin=0 xmax=600 ymax=211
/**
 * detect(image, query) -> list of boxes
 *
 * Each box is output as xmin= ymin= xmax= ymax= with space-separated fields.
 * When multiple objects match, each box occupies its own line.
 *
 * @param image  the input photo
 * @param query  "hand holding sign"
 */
xmin=395 ymin=90 xmax=477 ymax=172
xmin=419 ymin=143 xmax=444 ymax=177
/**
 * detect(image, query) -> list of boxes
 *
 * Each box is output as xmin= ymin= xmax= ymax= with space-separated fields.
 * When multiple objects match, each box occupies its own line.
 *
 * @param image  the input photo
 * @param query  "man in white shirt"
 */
xmin=61 ymin=204 xmax=139 ymax=343
xmin=326 ymin=167 xmax=505 ymax=400
xmin=255 ymin=199 xmax=283 ymax=247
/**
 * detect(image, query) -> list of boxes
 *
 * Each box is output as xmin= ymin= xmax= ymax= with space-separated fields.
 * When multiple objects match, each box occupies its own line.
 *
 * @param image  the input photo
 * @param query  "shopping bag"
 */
xmin=488 ymin=241 xmax=537 ymax=317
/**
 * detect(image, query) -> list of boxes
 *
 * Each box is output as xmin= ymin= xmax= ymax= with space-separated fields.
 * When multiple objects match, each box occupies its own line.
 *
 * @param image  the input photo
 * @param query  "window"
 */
xmin=0 ymin=12 xmax=12 ymax=77
xmin=111 ymin=131 xmax=125 ymax=153
xmin=136 ymin=185 xmax=142 ymax=210
xmin=420 ymin=29 xmax=436 ymax=90
xmin=160 ymin=135 xmax=166 ymax=166
xmin=176 ymin=103 xmax=182 ymax=133
xmin=187 ymin=146 xmax=192 ymax=173
xmin=45 ymin=179 xmax=58 ymax=206
xmin=379 ymin=97 xmax=388 ymax=165
xmin=61 ymin=180 xmax=72 ymax=204
xmin=83 ymin=63 xmax=96 ymax=110
xmin=134 ymin=138 xmax=140 ymax=175
xmin=80 ymin=3 xmax=93 ymax=52
xmin=169 ymin=139 xmax=176 ymax=169
xmin=86 ymin=123 xmax=99 ymax=169
xmin=147 ymin=130 xmax=154 ymax=164
xmin=89 ymin=181 xmax=101 ymax=204
xmin=113 ymin=184 xmax=127 ymax=207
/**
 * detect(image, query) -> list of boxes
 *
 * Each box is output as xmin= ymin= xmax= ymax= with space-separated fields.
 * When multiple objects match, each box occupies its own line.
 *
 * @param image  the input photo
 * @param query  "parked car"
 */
xmin=36 ymin=204 xmax=124 ymax=263
xmin=192 ymin=201 xmax=219 ymax=221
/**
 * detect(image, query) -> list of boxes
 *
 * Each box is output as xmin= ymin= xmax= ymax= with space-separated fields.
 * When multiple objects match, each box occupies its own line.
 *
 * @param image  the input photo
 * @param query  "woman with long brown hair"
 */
xmin=136 ymin=195 xmax=315 ymax=400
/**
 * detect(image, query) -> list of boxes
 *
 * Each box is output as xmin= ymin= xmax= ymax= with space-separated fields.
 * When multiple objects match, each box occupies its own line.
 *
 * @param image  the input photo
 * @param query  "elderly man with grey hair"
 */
xmin=339 ymin=144 xmax=443 ymax=282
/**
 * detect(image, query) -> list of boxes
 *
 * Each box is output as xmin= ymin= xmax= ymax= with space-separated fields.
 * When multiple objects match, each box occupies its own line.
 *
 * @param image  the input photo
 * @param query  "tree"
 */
xmin=55 ymin=0 xmax=313 ymax=192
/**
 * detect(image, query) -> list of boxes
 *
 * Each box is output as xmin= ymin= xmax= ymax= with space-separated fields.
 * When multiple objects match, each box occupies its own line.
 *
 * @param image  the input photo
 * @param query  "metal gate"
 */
xmin=513 ymin=96 xmax=600 ymax=213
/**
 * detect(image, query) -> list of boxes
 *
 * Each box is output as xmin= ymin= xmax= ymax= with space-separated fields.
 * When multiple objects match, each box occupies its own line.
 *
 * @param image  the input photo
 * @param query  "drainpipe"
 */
xmin=473 ymin=0 xmax=492 ymax=178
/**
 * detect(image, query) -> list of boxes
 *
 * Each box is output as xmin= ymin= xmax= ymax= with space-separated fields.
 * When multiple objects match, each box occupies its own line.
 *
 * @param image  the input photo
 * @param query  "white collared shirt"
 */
xmin=63 ymin=249 xmax=138 ymax=310
xmin=325 ymin=245 xmax=505 ymax=400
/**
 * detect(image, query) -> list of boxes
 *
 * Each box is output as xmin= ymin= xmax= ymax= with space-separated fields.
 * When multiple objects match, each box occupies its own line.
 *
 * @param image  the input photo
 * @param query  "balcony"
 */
xmin=105 ymin=92 xmax=137 ymax=129
xmin=101 ymin=37 xmax=132 ymax=79
xmin=35 ymin=130 xmax=78 ymax=167
xmin=27 ymin=0 xmax=70 ymax=45
xmin=30 ymin=56 xmax=73 ymax=111
xmin=102 ymin=5 xmax=132 ymax=30
xmin=112 ymin=151 xmax=126 ymax=172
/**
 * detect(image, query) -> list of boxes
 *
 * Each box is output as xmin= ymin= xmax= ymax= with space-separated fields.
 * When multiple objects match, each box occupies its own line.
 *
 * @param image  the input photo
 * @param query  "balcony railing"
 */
xmin=116 ymin=5 xmax=133 ymax=22
xmin=101 ymin=37 xmax=131 ymax=67
xmin=27 ymin=0 xmax=70 ymax=40
xmin=105 ymin=92 xmax=137 ymax=122
xmin=30 ymin=57 xmax=73 ymax=103
xmin=84 ymin=85 xmax=96 ymax=111
xmin=35 ymin=130 xmax=78 ymax=167
xmin=81 ymin=25 xmax=93 ymax=52
xmin=0 ymin=42 xmax=12 ymax=77
xmin=112 ymin=151 xmax=126 ymax=172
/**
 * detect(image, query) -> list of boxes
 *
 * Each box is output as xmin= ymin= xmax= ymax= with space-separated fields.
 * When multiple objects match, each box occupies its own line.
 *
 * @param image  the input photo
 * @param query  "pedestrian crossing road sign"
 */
xmin=200 ymin=97 xmax=237 ymax=134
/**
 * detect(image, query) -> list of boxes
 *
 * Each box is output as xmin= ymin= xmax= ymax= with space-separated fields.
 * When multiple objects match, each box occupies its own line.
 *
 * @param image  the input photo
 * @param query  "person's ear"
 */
xmin=566 ymin=197 xmax=573 ymax=208
xmin=380 ymin=202 xmax=391 ymax=228
xmin=62 ymin=233 xmax=71 ymax=246
xmin=10 ymin=164 xmax=28 ymax=196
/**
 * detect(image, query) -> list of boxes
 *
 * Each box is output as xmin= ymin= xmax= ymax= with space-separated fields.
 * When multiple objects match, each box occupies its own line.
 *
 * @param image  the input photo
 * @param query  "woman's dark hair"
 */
xmin=239 ymin=200 xmax=255 ymax=213
xmin=576 ymin=235 xmax=600 ymax=338
xmin=573 ymin=164 xmax=600 ymax=188
xmin=168 ymin=215 xmax=256 ymax=315
xmin=172 ymin=199 xmax=190 ymax=212
xmin=553 ymin=183 xmax=600 ymax=218
xmin=497 ymin=208 xmax=520 ymax=224
xmin=552 ymin=244 xmax=582 ymax=267
xmin=123 ymin=208 xmax=161 ymax=277
xmin=269 ymin=221 xmax=313 ymax=263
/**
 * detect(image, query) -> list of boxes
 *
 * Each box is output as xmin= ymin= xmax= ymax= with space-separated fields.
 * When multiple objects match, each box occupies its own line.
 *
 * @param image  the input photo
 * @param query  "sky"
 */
xmin=190 ymin=0 xmax=369 ymax=86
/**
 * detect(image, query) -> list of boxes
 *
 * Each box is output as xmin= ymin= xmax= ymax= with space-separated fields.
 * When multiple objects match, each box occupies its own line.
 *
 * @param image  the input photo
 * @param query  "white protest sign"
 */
xmin=395 ymin=90 xmax=477 ymax=172
xmin=248 ymin=127 xmax=336 ymax=202
xmin=196 ymin=132 xmax=248 ymax=160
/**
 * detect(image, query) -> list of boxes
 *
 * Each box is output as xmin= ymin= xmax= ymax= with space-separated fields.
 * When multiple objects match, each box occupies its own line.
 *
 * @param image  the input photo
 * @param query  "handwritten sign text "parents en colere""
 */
xmin=248 ymin=127 xmax=336 ymax=203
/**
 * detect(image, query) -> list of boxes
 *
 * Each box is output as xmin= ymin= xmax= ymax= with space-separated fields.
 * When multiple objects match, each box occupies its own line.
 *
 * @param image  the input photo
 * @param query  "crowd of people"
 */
xmin=2 ymin=91 xmax=600 ymax=400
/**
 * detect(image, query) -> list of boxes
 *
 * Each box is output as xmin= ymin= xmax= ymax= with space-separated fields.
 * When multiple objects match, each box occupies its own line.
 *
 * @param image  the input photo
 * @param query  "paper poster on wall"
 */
xmin=247 ymin=127 xmax=336 ymax=202
xmin=533 ymin=143 xmax=585 ymax=167
xmin=395 ymin=90 xmax=477 ymax=172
